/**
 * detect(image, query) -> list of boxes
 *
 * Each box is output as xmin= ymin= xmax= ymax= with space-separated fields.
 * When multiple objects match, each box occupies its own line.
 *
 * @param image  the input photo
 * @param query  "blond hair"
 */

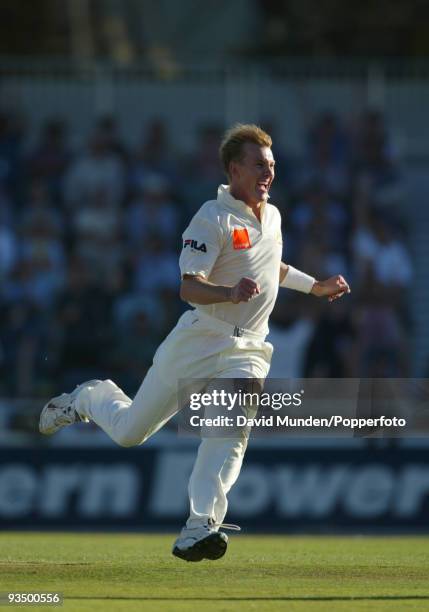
xmin=219 ymin=123 xmax=272 ymax=177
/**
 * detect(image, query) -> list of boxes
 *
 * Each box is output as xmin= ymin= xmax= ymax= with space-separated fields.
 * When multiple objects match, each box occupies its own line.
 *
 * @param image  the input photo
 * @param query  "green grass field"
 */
xmin=0 ymin=533 xmax=428 ymax=611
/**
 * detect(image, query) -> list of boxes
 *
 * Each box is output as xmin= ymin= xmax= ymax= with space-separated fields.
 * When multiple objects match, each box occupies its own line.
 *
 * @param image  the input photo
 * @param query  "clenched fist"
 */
xmin=230 ymin=277 xmax=261 ymax=304
xmin=311 ymin=274 xmax=351 ymax=302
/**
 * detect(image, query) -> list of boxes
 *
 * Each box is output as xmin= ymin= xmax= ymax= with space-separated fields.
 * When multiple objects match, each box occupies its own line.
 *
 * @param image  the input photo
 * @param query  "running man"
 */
xmin=39 ymin=124 xmax=350 ymax=562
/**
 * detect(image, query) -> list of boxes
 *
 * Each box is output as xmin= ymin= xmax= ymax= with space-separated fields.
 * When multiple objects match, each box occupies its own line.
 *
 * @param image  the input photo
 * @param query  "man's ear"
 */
xmin=229 ymin=160 xmax=238 ymax=180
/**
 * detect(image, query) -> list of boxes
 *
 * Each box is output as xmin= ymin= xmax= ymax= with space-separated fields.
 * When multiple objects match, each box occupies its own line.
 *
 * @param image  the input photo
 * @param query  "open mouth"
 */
xmin=257 ymin=182 xmax=270 ymax=192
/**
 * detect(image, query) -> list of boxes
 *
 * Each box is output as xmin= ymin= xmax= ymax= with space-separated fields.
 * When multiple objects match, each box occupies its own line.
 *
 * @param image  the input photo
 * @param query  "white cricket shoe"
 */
xmin=172 ymin=519 xmax=240 ymax=562
xmin=39 ymin=380 xmax=102 ymax=435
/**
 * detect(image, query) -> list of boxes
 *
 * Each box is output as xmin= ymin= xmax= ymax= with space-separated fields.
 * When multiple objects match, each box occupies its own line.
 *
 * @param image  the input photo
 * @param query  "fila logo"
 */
xmin=183 ymin=239 xmax=207 ymax=253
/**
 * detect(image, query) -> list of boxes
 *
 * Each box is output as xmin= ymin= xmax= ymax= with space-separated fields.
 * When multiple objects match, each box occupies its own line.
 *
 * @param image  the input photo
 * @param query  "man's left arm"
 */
xmin=279 ymin=261 xmax=350 ymax=302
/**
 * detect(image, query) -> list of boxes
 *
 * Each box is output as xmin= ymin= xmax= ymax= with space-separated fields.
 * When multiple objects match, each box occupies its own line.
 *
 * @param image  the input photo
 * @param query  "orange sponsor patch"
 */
xmin=233 ymin=227 xmax=251 ymax=250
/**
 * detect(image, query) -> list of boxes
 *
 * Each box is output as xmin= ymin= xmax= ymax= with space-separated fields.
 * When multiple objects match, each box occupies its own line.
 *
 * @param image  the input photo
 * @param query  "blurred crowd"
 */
xmin=0 ymin=110 xmax=413 ymax=398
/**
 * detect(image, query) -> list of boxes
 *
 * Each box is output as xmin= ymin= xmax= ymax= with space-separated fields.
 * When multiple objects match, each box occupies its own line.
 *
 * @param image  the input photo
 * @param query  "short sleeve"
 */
xmin=179 ymin=211 xmax=223 ymax=279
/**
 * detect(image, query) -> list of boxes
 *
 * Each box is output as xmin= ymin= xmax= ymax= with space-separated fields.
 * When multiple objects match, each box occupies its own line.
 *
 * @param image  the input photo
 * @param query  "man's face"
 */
xmin=230 ymin=143 xmax=275 ymax=205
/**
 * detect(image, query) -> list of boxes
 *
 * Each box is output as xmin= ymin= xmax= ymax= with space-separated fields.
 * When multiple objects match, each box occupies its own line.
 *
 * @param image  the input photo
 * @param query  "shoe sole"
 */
xmin=172 ymin=532 xmax=228 ymax=562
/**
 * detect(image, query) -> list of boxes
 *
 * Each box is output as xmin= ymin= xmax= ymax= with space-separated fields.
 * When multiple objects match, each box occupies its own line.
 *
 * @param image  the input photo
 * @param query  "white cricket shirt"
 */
xmin=179 ymin=184 xmax=283 ymax=335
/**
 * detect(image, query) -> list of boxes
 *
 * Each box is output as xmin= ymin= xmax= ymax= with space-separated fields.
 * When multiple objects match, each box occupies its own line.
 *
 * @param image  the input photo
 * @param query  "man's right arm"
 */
xmin=180 ymin=275 xmax=260 ymax=305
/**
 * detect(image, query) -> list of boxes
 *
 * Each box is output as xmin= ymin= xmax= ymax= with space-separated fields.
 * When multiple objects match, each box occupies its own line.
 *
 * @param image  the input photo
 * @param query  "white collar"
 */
xmin=217 ymin=184 xmax=268 ymax=217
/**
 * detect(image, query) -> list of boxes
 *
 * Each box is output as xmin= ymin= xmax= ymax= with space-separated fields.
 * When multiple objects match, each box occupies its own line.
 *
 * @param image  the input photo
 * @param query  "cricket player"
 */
xmin=39 ymin=124 xmax=350 ymax=562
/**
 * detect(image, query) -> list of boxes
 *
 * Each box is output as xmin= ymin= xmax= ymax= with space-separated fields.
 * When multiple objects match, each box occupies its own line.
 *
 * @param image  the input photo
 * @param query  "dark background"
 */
xmin=2 ymin=0 xmax=429 ymax=59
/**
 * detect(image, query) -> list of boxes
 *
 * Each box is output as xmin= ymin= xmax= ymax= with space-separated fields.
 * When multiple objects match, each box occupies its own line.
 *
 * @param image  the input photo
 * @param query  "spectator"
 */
xmin=131 ymin=117 xmax=179 ymax=186
xmin=0 ymin=301 xmax=49 ymax=396
xmin=73 ymin=187 xmax=120 ymax=241
xmin=297 ymin=111 xmax=350 ymax=197
xmin=132 ymin=232 xmax=180 ymax=294
xmin=110 ymin=305 xmax=161 ymax=394
xmin=125 ymin=173 xmax=180 ymax=247
xmin=290 ymin=180 xmax=349 ymax=257
xmin=20 ymin=179 xmax=64 ymax=238
xmin=352 ymin=209 xmax=413 ymax=297
xmin=0 ymin=224 xmax=16 ymax=280
xmin=0 ymin=111 xmax=25 ymax=202
xmin=3 ymin=256 xmax=63 ymax=310
xmin=181 ymin=123 xmax=225 ymax=214
xmin=268 ymin=295 xmax=315 ymax=378
xmin=16 ymin=180 xmax=66 ymax=308
xmin=96 ymin=115 xmax=129 ymax=163
xmin=304 ymin=302 xmax=356 ymax=378
xmin=64 ymin=127 xmax=125 ymax=211
xmin=352 ymin=211 xmax=413 ymax=377
xmin=350 ymin=109 xmax=405 ymax=216
xmin=53 ymin=258 xmax=113 ymax=390
xmin=28 ymin=119 xmax=70 ymax=203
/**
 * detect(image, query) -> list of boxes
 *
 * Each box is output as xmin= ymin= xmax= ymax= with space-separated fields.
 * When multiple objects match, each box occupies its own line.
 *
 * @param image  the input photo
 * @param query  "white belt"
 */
xmin=191 ymin=310 xmax=267 ymax=341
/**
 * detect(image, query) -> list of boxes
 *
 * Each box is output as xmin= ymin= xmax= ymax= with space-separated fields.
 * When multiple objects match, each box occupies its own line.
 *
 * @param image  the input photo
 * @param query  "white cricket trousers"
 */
xmin=75 ymin=309 xmax=273 ymax=527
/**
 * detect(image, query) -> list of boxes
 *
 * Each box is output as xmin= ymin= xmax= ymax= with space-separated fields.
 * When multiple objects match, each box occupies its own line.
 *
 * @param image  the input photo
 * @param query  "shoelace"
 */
xmin=207 ymin=519 xmax=241 ymax=531
xmin=216 ymin=523 xmax=241 ymax=531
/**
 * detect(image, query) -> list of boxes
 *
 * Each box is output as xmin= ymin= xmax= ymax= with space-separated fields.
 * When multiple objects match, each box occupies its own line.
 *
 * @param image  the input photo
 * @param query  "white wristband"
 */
xmin=280 ymin=265 xmax=315 ymax=293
